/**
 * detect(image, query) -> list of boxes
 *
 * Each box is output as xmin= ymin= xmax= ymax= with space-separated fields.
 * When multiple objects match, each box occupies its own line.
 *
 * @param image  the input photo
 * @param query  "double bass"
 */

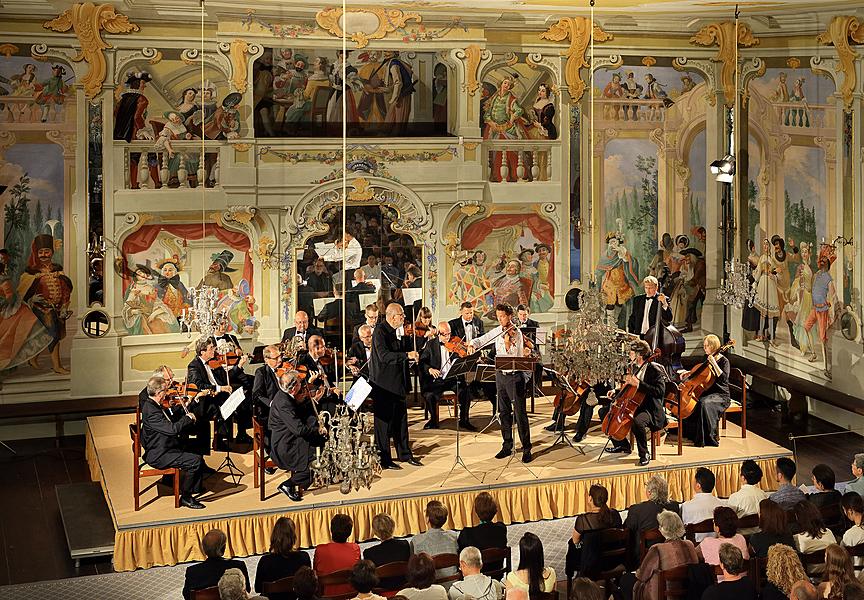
xmin=666 ymin=340 xmax=735 ymax=419
xmin=601 ymin=349 xmax=661 ymax=441
xmin=644 ymin=293 xmax=686 ymax=379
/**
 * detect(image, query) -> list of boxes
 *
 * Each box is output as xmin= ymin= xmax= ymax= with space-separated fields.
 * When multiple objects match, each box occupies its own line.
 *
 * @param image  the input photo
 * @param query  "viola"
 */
xmin=666 ymin=340 xmax=735 ymax=420
xmin=444 ymin=335 xmax=470 ymax=358
xmin=601 ymin=349 xmax=662 ymax=441
xmin=553 ymin=379 xmax=591 ymax=416
xmin=317 ymin=347 xmax=345 ymax=367
xmin=207 ymin=349 xmax=250 ymax=369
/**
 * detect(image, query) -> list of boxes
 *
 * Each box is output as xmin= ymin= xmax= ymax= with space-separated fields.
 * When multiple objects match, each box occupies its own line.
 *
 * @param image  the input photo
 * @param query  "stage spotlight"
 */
xmin=710 ymin=155 xmax=735 ymax=183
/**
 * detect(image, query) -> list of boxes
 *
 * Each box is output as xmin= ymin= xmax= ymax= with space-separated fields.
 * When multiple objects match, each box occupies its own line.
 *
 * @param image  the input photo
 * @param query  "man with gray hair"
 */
xmin=624 ymin=474 xmax=681 ymax=560
xmin=848 ymin=454 xmax=864 ymax=497
xmin=448 ymin=546 xmax=504 ymax=600
xmin=701 ymin=543 xmax=756 ymax=599
xmin=628 ymin=274 xmax=672 ymax=338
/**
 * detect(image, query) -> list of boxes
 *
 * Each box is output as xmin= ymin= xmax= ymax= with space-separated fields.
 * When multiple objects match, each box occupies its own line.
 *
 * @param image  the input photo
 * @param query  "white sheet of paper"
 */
xmin=359 ymin=292 xmax=378 ymax=307
xmin=313 ymin=297 xmax=332 ymax=315
xmin=314 ymin=242 xmax=338 ymax=261
xmin=220 ymin=387 xmax=246 ymax=421
xmin=346 ymin=376 xmax=372 ymax=410
xmin=365 ymin=278 xmax=381 ymax=291
xmin=401 ymin=287 xmax=422 ymax=305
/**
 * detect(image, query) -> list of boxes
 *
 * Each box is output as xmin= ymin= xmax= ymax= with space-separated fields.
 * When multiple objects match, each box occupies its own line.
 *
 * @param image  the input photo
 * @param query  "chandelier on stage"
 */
xmin=311 ymin=405 xmax=381 ymax=494
xmin=179 ymin=285 xmax=225 ymax=339
xmin=716 ymin=259 xmax=755 ymax=309
xmin=550 ymin=286 xmax=632 ymax=385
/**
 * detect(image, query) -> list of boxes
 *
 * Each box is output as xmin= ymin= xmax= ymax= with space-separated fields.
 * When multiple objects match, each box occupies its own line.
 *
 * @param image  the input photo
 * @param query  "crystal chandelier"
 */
xmin=716 ymin=259 xmax=755 ymax=309
xmin=550 ymin=286 xmax=632 ymax=385
xmin=311 ymin=405 xmax=381 ymax=494
xmin=179 ymin=285 xmax=225 ymax=338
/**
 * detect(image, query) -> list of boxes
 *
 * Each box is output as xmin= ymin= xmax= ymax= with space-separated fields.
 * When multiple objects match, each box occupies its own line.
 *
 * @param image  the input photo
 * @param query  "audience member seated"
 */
xmin=817 ymin=544 xmax=855 ymax=599
xmin=411 ymin=501 xmax=458 ymax=581
xmin=456 ymin=493 xmax=507 ymax=572
xmin=184 ymin=529 xmax=251 ymax=600
xmin=845 ymin=582 xmax=864 ymax=600
xmin=682 ymin=467 xmax=724 ymax=542
xmin=842 ymin=491 xmax=864 ymax=568
xmin=447 ymin=546 xmax=504 ymax=600
xmin=364 ymin=513 xmax=411 ymax=590
xmin=849 ymin=454 xmax=864 ymax=497
xmin=349 ymin=560 xmax=386 ymax=600
xmin=397 ymin=553 xmax=448 ymax=600
xmin=760 ymin=544 xmax=808 ymax=600
xmin=220 ymin=568 xmax=266 ymax=600
xmin=769 ymin=457 xmax=807 ymax=510
xmin=293 ymin=567 xmax=321 ymax=600
xmin=727 ymin=459 xmax=768 ymax=518
xmin=619 ymin=510 xmax=699 ymax=600
xmin=790 ymin=580 xmax=820 ymax=600
xmin=808 ymin=464 xmax=843 ymax=509
xmin=569 ymin=578 xmax=604 ymax=600
xmin=793 ymin=500 xmax=837 ymax=573
xmin=696 ymin=506 xmax=749 ymax=568
xmin=566 ymin=483 xmax=623 ymax=578
xmin=624 ymin=474 xmax=680 ymax=534
xmin=256 ymin=517 xmax=311 ymax=598
xmin=749 ymin=498 xmax=795 ymax=558
xmin=701 ymin=544 xmax=757 ymax=600
xmin=313 ymin=514 xmax=361 ymax=596
xmin=503 ymin=533 xmax=556 ymax=594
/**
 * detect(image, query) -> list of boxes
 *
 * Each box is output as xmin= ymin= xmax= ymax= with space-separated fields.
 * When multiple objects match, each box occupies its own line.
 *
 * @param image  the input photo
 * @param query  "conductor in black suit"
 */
xmin=281 ymin=310 xmax=325 ymax=346
xmin=182 ymin=529 xmax=250 ymax=599
xmin=369 ymin=302 xmax=422 ymax=469
xmin=140 ymin=376 xmax=205 ymax=510
xmin=627 ymin=276 xmax=672 ymax=339
xmin=251 ymin=344 xmax=281 ymax=454
xmin=419 ymin=321 xmax=472 ymax=431
xmin=186 ymin=337 xmax=233 ymax=453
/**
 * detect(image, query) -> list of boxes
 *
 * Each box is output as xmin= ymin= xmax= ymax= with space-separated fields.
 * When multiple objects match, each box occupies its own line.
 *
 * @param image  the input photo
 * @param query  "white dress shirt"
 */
xmin=727 ymin=483 xmax=768 ymax=517
xmin=472 ymin=325 xmax=524 ymax=358
xmin=461 ymin=321 xmax=474 ymax=342
xmin=681 ymin=492 xmax=725 ymax=542
xmin=200 ymin=357 xmax=218 ymax=386
xmin=641 ymin=296 xmax=656 ymax=334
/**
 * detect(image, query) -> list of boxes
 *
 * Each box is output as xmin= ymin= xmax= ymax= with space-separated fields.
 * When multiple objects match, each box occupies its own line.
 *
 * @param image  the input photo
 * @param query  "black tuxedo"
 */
xmin=252 ymin=365 xmax=280 ymax=451
xmin=140 ymin=398 xmax=203 ymax=498
xmin=448 ymin=316 xmax=485 ymax=343
xmin=346 ymin=281 xmax=376 ymax=322
xmin=280 ymin=326 xmax=325 ymax=345
xmin=369 ymin=321 xmax=413 ymax=464
xmin=186 ymin=357 xmax=238 ymax=452
xmin=183 ymin=557 xmax=250 ymax=600
xmin=419 ymin=337 xmax=470 ymax=426
xmin=347 ymin=340 xmax=372 ymax=380
xmin=448 ymin=316 xmax=494 ymax=406
xmin=627 ymin=294 xmax=673 ymax=337
xmin=268 ymin=390 xmax=321 ymax=489
xmin=215 ymin=333 xmax=254 ymax=431
xmin=615 ymin=361 xmax=668 ymax=461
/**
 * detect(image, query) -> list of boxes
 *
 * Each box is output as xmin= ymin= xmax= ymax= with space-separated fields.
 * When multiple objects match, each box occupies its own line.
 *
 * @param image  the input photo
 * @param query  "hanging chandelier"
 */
xmin=716 ymin=258 xmax=755 ymax=309
xmin=311 ymin=405 xmax=381 ymax=494
xmin=179 ymin=285 xmax=225 ymax=339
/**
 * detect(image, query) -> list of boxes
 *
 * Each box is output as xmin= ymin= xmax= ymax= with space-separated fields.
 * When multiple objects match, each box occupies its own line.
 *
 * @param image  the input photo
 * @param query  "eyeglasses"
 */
xmin=438 ymin=332 xmax=451 ymax=337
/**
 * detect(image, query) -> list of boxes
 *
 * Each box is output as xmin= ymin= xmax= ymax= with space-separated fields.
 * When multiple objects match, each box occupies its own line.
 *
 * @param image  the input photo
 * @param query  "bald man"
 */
xmin=419 ymin=321 xmax=473 ymax=430
xmin=281 ymin=310 xmax=324 ymax=344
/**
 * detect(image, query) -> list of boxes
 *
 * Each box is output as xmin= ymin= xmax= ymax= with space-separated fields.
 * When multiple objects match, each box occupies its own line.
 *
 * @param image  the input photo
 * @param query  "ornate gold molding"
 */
xmin=0 ymin=43 xmax=19 ymax=57
xmin=461 ymin=44 xmax=484 ymax=96
xmin=315 ymin=7 xmax=420 ymax=48
xmin=228 ymin=39 xmax=251 ymax=93
xmin=540 ymin=17 xmax=613 ymax=104
xmin=816 ymin=16 xmax=864 ymax=113
xmin=689 ymin=21 xmax=760 ymax=107
xmin=348 ymin=177 xmax=375 ymax=202
xmin=43 ymin=2 xmax=139 ymax=99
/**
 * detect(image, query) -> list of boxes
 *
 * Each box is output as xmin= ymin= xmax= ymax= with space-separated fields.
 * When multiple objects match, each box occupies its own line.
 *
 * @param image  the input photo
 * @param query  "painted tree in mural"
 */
xmin=784 ymin=190 xmax=817 ymax=243
xmin=3 ymin=176 xmax=33 ymax=280
xmin=628 ymin=155 xmax=659 ymax=277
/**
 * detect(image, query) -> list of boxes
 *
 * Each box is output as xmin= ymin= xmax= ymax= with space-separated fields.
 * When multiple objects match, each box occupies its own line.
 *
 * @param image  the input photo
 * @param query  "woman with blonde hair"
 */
xmin=818 ymin=544 xmax=855 ymax=599
xmin=760 ymin=543 xmax=807 ymax=600
xmin=681 ymin=334 xmax=730 ymax=447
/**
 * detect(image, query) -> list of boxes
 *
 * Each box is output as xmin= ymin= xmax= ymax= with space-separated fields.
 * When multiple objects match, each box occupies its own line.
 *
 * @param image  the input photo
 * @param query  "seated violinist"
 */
xmin=410 ymin=306 xmax=438 ymax=355
xmin=296 ymin=335 xmax=342 ymax=415
xmin=419 ymin=321 xmax=472 ymax=431
xmin=681 ymin=334 xmax=730 ymax=448
xmin=347 ymin=324 xmax=373 ymax=380
xmin=187 ymin=336 xmax=233 ymax=453
xmin=251 ymin=344 xmax=282 ymax=459
xmin=213 ymin=320 xmax=253 ymax=444
xmin=139 ymin=365 xmax=177 ymax=412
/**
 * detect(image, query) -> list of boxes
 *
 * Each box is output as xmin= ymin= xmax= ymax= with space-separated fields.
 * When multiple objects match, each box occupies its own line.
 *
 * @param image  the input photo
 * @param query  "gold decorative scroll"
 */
xmin=43 ymin=2 xmax=140 ymax=99
xmin=462 ymin=44 xmax=483 ymax=96
xmin=0 ymin=43 xmax=19 ymax=57
xmin=540 ymin=17 xmax=613 ymax=104
xmin=315 ymin=7 xmax=421 ymax=49
xmin=690 ymin=21 xmax=759 ymax=107
xmin=816 ymin=16 xmax=864 ymax=113
xmin=229 ymin=39 xmax=251 ymax=93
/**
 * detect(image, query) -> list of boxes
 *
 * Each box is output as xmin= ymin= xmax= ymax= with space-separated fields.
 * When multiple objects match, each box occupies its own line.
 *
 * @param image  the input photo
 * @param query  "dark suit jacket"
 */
xmin=347 ymin=340 xmax=371 ymax=378
xmin=369 ymin=320 xmax=410 ymax=397
xmin=268 ymin=390 xmax=318 ymax=472
xmin=448 ymin=316 xmax=485 ymax=342
xmin=252 ymin=365 xmax=280 ymax=420
xmin=346 ymin=282 xmax=376 ymax=321
xmin=808 ymin=489 xmax=843 ymax=509
xmin=182 ymin=557 xmax=250 ymax=600
xmin=634 ymin=361 xmax=668 ymax=430
xmin=627 ymin=294 xmax=673 ymax=335
xmin=280 ymin=326 xmax=325 ymax=344
xmin=419 ymin=336 xmax=454 ymax=390
xmin=457 ymin=522 xmax=508 ymax=572
xmin=187 ymin=357 xmax=219 ymax=394
xmin=140 ymin=398 xmax=195 ymax=467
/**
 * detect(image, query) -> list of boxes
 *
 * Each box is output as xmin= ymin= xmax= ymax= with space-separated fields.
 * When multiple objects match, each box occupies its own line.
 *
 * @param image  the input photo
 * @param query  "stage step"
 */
xmin=56 ymin=482 xmax=115 ymax=568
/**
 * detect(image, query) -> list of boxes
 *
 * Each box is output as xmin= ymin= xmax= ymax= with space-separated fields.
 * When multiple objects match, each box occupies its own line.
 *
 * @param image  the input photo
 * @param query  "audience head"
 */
xmin=516 ymin=532 xmax=546 ymax=595
xmin=823 ymin=543 xmax=854 ymax=588
xmin=330 ymin=513 xmax=353 ymax=543
xmin=790 ymin=579 xmax=819 ymax=600
xmin=694 ymin=467 xmax=716 ymax=494
xmin=645 ymin=474 xmax=670 ymax=504
xmin=811 ymin=463 xmax=836 ymax=491
xmin=758 ymin=499 xmax=788 ymax=536
xmin=794 ymin=500 xmax=827 ymax=539
xmin=425 ymin=500 xmax=448 ymax=530
xmin=349 ymin=560 xmax=380 ymax=594
xmin=202 ymin=529 xmax=227 ymax=558
xmin=406 ymin=553 xmax=436 ymax=590
xmin=217 ymin=568 xmax=248 ymax=600
xmin=852 ymin=454 xmax=864 ymax=479
xmin=657 ymin=510 xmax=686 ymax=541
xmin=776 ymin=457 xmax=797 ymax=484
xmin=588 ymin=484 xmax=612 ymax=520
xmin=718 ymin=543 xmax=746 ymax=577
xmin=473 ymin=492 xmax=498 ymax=522
xmin=458 ymin=546 xmax=483 ymax=576
xmin=844 ymin=582 xmax=864 ymax=600
xmin=740 ymin=459 xmax=763 ymax=486
xmin=713 ymin=506 xmax=739 ymax=538
xmin=269 ymin=516 xmax=298 ymax=557
xmin=842 ymin=491 xmax=864 ymax=522
xmin=569 ymin=578 xmax=604 ymax=600
xmin=766 ymin=543 xmax=807 ymax=595
xmin=293 ymin=566 xmax=319 ymax=600
xmin=371 ymin=513 xmax=395 ymax=541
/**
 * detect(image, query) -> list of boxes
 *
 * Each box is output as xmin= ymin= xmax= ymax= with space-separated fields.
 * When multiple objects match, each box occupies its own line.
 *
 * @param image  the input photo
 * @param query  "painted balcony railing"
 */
xmin=118 ymin=141 xmax=222 ymax=190
xmin=594 ymin=98 xmax=668 ymax=123
xmin=0 ymin=95 xmax=74 ymax=125
xmin=483 ymin=140 xmax=557 ymax=183
xmin=772 ymin=102 xmax=833 ymax=130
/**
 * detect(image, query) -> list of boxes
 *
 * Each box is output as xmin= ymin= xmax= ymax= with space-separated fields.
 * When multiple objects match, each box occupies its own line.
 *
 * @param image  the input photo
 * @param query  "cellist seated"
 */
xmin=604 ymin=340 xmax=668 ymax=466
xmin=680 ymin=334 xmax=731 ymax=448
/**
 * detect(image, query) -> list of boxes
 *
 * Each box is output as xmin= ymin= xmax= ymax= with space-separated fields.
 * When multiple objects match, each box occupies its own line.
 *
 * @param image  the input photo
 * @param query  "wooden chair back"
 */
xmin=129 ymin=419 xmax=180 ymax=510
xmin=723 ymin=367 xmax=747 ymax=438
xmin=190 ymin=586 xmax=221 ymax=600
xmin=819 ymin=502 xmax=844 ymax=535
xmin=846 ymin=542 xmax=864 ymax=574
xmin=685 ymin=518 xmax=714 ymax=543
xmin=656 ymin=564 xmax=690 ymax=600
xmin=432 ymin=553 xmax=461 ymax=584
xmin=261 ymin=574 xmax=295 ymax=595
xmin=738 ymin=513 xmax=760 ymax=531
xmin=373 ymin=560 xmax=409 ymax=595
xmin=531 ymin=591 xmax=559 ymax=600
xmin=480 ymin=546 xmax=511 ymax=580
xmin=639 ymin=528 xmax=665 ymax=565
xmin=799 ymin=549 xmax=827 ymax=571
xmin=253 ymin=415 xmax=276 ymax=500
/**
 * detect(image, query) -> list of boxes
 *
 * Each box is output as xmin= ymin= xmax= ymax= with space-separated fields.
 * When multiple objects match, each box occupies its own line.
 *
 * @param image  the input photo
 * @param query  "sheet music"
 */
xmin=346 ymin=376 xmax=372 ymax=410
xmin=359 ymin=292 xmax=378 ymax=308
xmin=401 ymin=287 xmax=422 ymax=305
xmin=220 ymin=387 xmax=245 ymax=421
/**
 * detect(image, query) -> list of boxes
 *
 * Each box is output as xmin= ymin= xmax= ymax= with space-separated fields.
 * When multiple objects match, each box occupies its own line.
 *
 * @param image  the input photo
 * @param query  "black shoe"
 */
xmin=264 ymin=467 xmax=277 ymax=475
xmin=638 ymin=457 xmax=650 ymax=466
xmin=180 ymin=496 xmax=205 ymax=509
xmin=405 ymin=458 xmax=422 ymax=467
xmin=423 ymin=421 xmax=439 ymax=430
xmin=495 ymin=448 xmax=511 ymax=459
xmin=544 ymin=422 xmax=561 ymax=432
xmin=382 ymin=462 xmax=403 ymax=470
xmin=606 ymin=445 xmax=631 ymax=454
xmin=572 ymin=433 xmax=585 ymax=443
xmin=522 ymin=450 xmax=534 ymax=463
xmin=459 ymin=421 xmax=477 ymax=432
xmin=235 ymin=432 xmax=253 ymax=444
xmin=202 ymin=465 xmax=217 ymax=475
xmin=278 ymin=481 xmax=303 ymax=502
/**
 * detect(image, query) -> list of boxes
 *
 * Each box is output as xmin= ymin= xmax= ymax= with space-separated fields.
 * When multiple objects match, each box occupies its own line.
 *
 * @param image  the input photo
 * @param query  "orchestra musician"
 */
xmin=346 ymin=268 xmax=376 ymax=323
xmin=627 ymin=276 xmax=672 ymax=338
xmin=369 ymin=302 xmax=422 ymax=469
xmin=449 ymin=302 xmax=495 ymax=409
xmin=402 ymin=265 xmax=423 ymax=321
xmin=140 ymin=376 xmax=206 ymax=509
xmin=347 ymin=324 xmax=373 ymax=380
xmin=352 ymin=303 xmax=380 ymax=344
xmin=251 ymin=344 xmax=281 ymax=458
xmin=419 ymin=321 xmax=473 ymax=431
xmin=296 ymin=335 xmax=342 ymax=415
xmin=269 ymin=370 xmax=327 ymax=502
xmin=281 ymin=310 xmax=325 ymax=346
xmin=213 ymin=320 xmax=253 ymax=444
xmin=468 ymin=303 xmax=533 ymax=464
xmin=186 ymin=336 xmax=233 ymax=453
xmin=412 ymin=307 xmax=438 ymax=354
xmin=681 ymin=334 xmax=730 ymax=447
xmin=139 ymin=365 xmax=176 ymax=411
xmin=606 ymin=340 xmax=668 ymax=466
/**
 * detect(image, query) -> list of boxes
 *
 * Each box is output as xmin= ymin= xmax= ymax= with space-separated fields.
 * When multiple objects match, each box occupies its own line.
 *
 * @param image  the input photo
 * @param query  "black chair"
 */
xmin=684 ymin=518 xmax=714 ymax=543
xmin=480 ymin=547 xmax=511 ymax=580
xmin=799 ymin=549 xmax=827 ymax=574
xmin=567 ymin=528 xmax=629 ymax=598
xmin=531 ymin=591 xmax=559 ymax=600
xmin=262 ymin=575 xmax=295 ymax=600
xmin=190 ymin=587 xmax=221 ymax=600
xmin=819 ymin=503 xmax=845 ymax=537
xmin=656 ymin=564 xmax=690 ymax=600
xmin=846 ymin=542 xmax=864 ymax=575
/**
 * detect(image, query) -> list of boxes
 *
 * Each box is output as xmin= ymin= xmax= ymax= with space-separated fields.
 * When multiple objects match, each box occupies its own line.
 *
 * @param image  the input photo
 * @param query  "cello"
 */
xmin=667 ymin=340 xmax=735 ymax=419
xmin=553 ymin=379 xmax=591 ymax=416
xmin=602 ymin=348 xmax=661 ymax=441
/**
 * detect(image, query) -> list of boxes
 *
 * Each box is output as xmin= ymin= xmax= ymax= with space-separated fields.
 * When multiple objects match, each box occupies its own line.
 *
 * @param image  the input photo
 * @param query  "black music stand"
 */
xmin=545 ymin=368 xmax=585 ymax=455
xmin=213 ymin=390 xmax=244 ymax=485
xmin=493 ymin=356 xmax=538 ymax=480
xmin=439 ymin=351 xmax=483 ymax=486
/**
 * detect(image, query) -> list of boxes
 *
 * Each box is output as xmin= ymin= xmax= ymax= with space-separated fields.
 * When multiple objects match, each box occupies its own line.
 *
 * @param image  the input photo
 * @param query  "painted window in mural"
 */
xmin=119 ymin=224 xmax=257 ymax=336
xmin=253 ymin=48 xmax=448 ymax=138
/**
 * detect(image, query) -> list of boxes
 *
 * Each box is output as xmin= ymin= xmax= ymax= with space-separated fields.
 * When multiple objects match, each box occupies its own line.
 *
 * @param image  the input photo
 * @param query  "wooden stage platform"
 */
xmin=86 ymin=400 xmax=791 ymax=572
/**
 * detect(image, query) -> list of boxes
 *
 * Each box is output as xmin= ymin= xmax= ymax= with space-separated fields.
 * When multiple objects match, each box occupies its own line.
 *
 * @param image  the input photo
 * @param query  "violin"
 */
xmin=317 ymin=347 xmax=345 ymax=367
xmin=666 ymin=340 xmax=735 ymax=420
xmin=553 ymin=379 xmax=591 ymax=416
xmin=162 ymin=380 xmax=212 ymax=411
xmin=444 ymin=335 xmax=470 ymax=358
xmin=403 ymin=321 xmax=436 ymax=339
xmin=601 ymin=349 xmax=662 ymax=441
